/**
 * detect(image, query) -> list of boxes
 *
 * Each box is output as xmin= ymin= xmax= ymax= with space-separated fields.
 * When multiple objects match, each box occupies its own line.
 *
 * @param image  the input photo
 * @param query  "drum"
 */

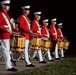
xmin=29 ymin=37 xmax=36 ymax=50
xmin=58 ymin=41 xmax=64 ymax=50
xmin=63 ymin=41 xmax=70 ymax=50
xmin=29 ymin=37 xmax=41 ymax=50
xmin=10 ymin=34 xmax=25 ymax=53
xmin=41 ymin=37 xmax=53 ymax=51
xmin=41 ymin=40 xmax=51 ymax=51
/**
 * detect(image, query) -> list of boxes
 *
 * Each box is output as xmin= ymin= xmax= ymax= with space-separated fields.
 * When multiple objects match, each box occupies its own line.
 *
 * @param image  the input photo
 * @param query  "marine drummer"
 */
xmin=49 ymin=18 xmax=60 ymax=60
xmin=31 ymin=11 xmax=47 ymax=63
xmin=0 ymin=0 xmax=17 ymax=71
xmin=18 ymin=5 xmax=35 ymax=67
xmin=57 ymin=23 xmax=65 ymax=58
xmin=41 ymin=19 xmax=54 ymax=62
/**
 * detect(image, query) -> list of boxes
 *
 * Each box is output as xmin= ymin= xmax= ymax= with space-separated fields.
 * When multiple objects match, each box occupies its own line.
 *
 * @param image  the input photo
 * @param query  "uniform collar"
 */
xmin=58 ymin=28 xmax=61 ymax=30
xmin=23 ymin=14 xmax=28 ymax=17
xmin=43 ymin=25 xmax=46 ymax=27
xmin=52 ymin=24 xmax=55 ymax=26
xmin=35 ymin=19 xmax=39 ymax=22
xmin=2 ymin=9 xmax=8 ymax=14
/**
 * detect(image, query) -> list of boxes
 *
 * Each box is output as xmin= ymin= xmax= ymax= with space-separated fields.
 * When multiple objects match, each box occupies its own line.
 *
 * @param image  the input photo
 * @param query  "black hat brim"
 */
xmin=3 ymin=4 xmax=10 ymax=6
xmin=36 ymin=14 xmax=41 ymax=16
xmin=23 ymin=8 xmax=30 ymax=10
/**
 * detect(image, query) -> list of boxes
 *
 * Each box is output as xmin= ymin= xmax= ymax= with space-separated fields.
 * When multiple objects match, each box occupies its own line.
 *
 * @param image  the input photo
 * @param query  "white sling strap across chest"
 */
xmin=35 ymin=20 xmax=41 ymax=35
xmin=59 ymin=29 xmax=63 ymax=37
xmin=53 ymin=26 xmax=57 ymax=38
xmin=22 ymin=15 xmax=30 ymax=29
xmin=45 ymin=27 xmax=50 ymax=38
xmin=2 ymin=13 xmax=12 ymax=33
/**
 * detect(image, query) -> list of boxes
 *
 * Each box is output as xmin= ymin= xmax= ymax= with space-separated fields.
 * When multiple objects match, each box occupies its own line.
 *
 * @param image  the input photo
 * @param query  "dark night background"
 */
xmin=0 ymin=0 xmax=76 ymax=55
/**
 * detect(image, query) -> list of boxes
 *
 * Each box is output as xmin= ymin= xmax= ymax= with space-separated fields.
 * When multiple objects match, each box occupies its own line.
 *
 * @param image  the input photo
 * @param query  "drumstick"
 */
xmin=31 ymin=32 xmax=42 ymax=37
xmin=12 ymin=31 xmax=20 ymax=35
xmin=41 ymin=34 xmax=51 ymax=40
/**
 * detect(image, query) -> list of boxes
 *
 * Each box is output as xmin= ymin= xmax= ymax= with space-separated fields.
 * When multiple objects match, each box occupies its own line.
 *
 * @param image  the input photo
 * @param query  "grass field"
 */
xmin=16 ymin=57 xmax=76 ymax=75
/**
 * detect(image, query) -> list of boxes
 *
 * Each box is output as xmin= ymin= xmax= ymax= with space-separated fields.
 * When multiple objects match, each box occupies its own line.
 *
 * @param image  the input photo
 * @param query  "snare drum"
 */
xmin=58 ymin=41 xmax=64 ymax=50
xmin=29 ymin=37 xmax=36 ymax=50
xmin=63 ymin=41 xmax=70 ymax=50
xmin=29 ymin=37 xmax=41 ymax=50
xmin=10 ymin=34 xmax=25 ymax=53
xmin=41 ymin=39 xmax=51 ymax=51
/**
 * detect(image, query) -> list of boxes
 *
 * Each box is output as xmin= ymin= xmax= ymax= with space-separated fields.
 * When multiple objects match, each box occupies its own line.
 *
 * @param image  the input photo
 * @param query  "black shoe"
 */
xmin=62 ymin=57 xmax=66 ymax=58
xmin=26 ymin=64 xmax=35 ymax=67
xmin=49 ymin=59 xmax=54 ymax=62
xmin=39 ymin=61 xmax=47 ymax=63
xmin=11 ymin=59 xmax=16 ymax=66
xmin=7 ymin=67 xmax=17 ymax=71
xmin=55 ymin=58 xmax=61 ymax=60
xmin=33 ymin=56 xmax=38 ymax=60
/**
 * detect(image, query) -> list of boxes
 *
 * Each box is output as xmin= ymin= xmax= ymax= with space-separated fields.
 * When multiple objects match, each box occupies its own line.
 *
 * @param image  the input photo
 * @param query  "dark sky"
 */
xmin=0 ymin=0 xmax=76 ymax=54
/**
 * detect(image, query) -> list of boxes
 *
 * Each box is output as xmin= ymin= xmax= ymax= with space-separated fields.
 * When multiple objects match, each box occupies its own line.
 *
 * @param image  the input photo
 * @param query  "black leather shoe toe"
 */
xmin=39 ymin=61 xmax=47 ymax=63
xmin=7 ymin=67 xmax=17 ymax=71
xmin=49 ymin=59 xmax=54 ymax=62
xmin=26 ymin=64 xmax=35 ymax=67
xmin=55 ymin=58 xmax=61 ymax=60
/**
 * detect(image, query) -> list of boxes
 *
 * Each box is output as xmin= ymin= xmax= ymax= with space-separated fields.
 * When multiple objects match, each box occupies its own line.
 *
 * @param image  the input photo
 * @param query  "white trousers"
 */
xmin=24 ymin=40 xmax=31 ymax=65
xmin=37 ymin=49 xmax=43 ymax=62
xmin=31 ymin=49 xmax=43 ymax=62
xmin=60 ymin=48 xmax=64 ymax=57
xmin=54 ymin=44 xmax=59 ymax=58
xmin=46 ymin=50 xmax=53 ymax=60
xmin=32 ymin=50 xmax=37 ymax=58
xmin=0 ymin=39 xmax=13 ymax=69
xmin=32 ymin=49 xmax=52 ymax=61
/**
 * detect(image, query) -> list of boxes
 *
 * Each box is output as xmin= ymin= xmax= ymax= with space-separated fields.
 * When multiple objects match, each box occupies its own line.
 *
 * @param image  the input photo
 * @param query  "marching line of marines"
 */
xmin=0 ymin=0 xmax=69 ymax=71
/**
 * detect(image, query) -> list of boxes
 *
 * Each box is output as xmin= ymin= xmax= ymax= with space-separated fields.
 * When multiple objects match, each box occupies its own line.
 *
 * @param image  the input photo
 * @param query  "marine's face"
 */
xmin=2 ymin=4 xmax=10 ymax=11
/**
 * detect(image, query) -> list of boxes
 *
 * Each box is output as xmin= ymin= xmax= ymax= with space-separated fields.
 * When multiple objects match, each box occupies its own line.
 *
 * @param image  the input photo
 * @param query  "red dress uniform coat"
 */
xmin=0 ymin=10 xmax=11 ymax=39
xmin=41 ymin=25 xmax=49 ymax=38
xmin=49 ymin=24 xmax=57 ymax=41
xmin=31 ymin=19 xmax=41 ymax=36
xmin=18 ymin=14 xmax=31 ymax=40
xmin=57 ymin=28 xmax=63 ymax=40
